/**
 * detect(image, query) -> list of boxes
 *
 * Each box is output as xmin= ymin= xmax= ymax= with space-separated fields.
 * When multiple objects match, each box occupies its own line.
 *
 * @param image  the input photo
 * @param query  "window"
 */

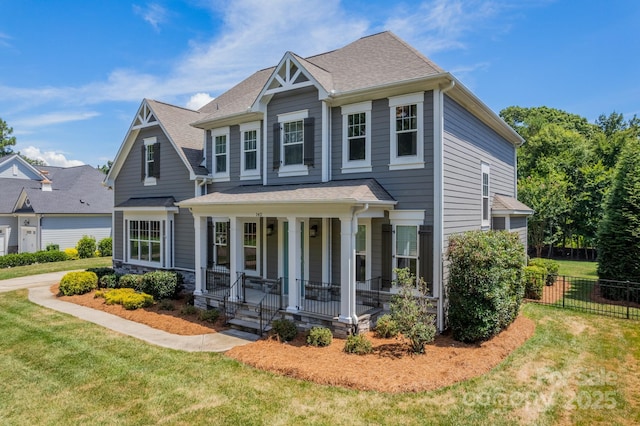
xmin=356 ymin=224 xmax=367 ymax=282
xmin=143 ymin=137 xmax=159 ymax=185
xmin=243 ymin=222 xmax=258 ymax=272
xmin=240 ymin=122 xmax=260 ymax=180
xmin=211 ymin=128 xmax=230 ymax=181
xmin=481 ymin=163 xmax=490 ymax=227
xmin=341 ymin=101 xmax=372 ymax=173
xmin=214 ymin=221 xmax=229 ymax=267
xmin=283 ymin=120 xmax=303 ymax=165
xmin=275 ymin=110 xmax=312 ymax=177
xmin=388 ymin=92 xmax=424 ymax=170
xmin=396 ymin=225 xmax=418 ymax=277
xmin=129 ymin=220 xmax=162 ymax=265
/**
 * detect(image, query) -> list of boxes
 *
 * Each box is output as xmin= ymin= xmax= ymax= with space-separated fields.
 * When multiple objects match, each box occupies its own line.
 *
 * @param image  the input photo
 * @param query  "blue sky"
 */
xmin=0 ymin=0 xmax=638 ymax=167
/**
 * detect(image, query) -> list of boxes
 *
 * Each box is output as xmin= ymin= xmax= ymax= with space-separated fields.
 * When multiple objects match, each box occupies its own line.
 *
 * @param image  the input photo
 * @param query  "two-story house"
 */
xmin=105 ymin=32 xmax=532 ymax=334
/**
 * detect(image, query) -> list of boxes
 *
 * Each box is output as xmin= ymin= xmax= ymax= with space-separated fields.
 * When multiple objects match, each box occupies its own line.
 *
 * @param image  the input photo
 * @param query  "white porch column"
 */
xmin=321 ymin=217 xmax=330 ymax=283
xmin=286 ymin=216 xmax=300 ymax=312
xmin=229 ymin=216 xmax=241 ymax=301
xmin=339 ymin=215 xmax=355 ymax=323
xmin=193 ymin=215 xmax=207 ymax=296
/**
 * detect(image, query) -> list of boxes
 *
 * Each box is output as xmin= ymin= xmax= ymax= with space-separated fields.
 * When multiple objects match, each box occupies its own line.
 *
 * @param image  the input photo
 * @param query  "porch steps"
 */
xmin=226 ymin=308 xmax=272 ymax=335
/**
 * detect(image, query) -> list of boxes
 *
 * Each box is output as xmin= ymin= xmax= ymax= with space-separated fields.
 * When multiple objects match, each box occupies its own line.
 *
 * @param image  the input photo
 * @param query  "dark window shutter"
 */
xmin=272 ymin=123 xmax=281 ymax=170
xmin=419 ymin=225 xmax=433 ymax=294
xmin=153 ymin=143 xmax=161 ymax=178
xmin=207 ymin=220 xmax=214 ymax=268
xmin=381 ymin=223 xmax=392 ymax=289
xmin=303 ymin=117 xmax=315 ymax=166
xmin=141 ymin=144 xmax=146 ymax=181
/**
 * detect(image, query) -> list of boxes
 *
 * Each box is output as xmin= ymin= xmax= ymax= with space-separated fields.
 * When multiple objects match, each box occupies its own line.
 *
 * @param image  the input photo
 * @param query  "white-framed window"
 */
xmin=240 ymin=121 xmax=261 ymax=180
xmin=277 ymin=110 xmax=309 ymax=177
xmin=341 ymin=101 xmax=372 ymax=173
xmin=388 ymin=92 xmax=424 ymax=170
xmin=211 ymin=127 xmax=230 ymax=181
xmin=389 ymin=210 xmax=424 ymax=284
xmin=243 ymin=221 xmax=259 ymax=273
xmin=481 ymin=162 xmax=490 ymax=228
xmin=143 ymin=137 xmax=158 ymax=186
xmin=214 ymin=221 xmax=229 ymax=268
xmin=128 ymin=219 xmax=162 ymax=265
xmin=355 ymin=218 xmax=371 ymax=283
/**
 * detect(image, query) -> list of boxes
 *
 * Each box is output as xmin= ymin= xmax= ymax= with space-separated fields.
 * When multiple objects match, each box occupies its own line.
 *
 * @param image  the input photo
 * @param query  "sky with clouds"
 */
xmin=0 ymin=0 xmax=638 ymax=167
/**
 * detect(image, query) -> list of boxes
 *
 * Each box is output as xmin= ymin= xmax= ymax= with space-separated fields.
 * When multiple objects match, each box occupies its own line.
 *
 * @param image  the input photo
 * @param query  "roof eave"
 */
xmin=191 ymin=111 xmax=264 ymax=130
xmin=492 ymin=209 xmax=534 ymax=216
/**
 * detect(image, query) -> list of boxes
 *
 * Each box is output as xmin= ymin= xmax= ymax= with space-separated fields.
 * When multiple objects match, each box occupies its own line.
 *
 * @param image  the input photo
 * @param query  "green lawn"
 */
xmin=555 ymin=259 xmax=598 ymax=279
xmin=0 ymin=290 xmax=638 ymax=425
xmin=0 ymin=257 xmax=112 ymax=281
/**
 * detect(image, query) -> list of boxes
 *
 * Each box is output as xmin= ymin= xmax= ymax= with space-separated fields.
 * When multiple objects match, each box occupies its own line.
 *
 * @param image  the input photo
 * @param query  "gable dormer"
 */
xmin=132 ymin=102 xmax=158 ymax=129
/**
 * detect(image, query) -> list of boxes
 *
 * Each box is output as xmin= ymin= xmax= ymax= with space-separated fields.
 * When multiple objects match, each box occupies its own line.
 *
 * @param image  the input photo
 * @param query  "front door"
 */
xmin=21 ymin=227 xmax=37 ymax=253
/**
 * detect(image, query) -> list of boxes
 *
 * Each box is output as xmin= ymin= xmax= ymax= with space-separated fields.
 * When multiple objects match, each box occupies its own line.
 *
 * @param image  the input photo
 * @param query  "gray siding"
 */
xmin=308 ymin=219 xmax=323 ymax=282
xmin=370 ymin=218 xmax=384 ymax=280
xmin=331 ymin=91 xmax=435 ymax=224
xmin=266 ymin=219 xmax=278 ymax=279
xmin=41 ymin=215 xmax=112 ymax=251
xmin=0 ymin=216 xmax=17 ymax=253
xmin=114 ymin=211 xmax=123 ymax=260
xmin=0 ymin=159 xmax=40 ymax=180
xmin=510 ymin=216 xmax=528 ymax=248
xmin=266 ymin=87 xmax=323 ymax=185
xmin=442 ymin=95 xmax=516 ymax=241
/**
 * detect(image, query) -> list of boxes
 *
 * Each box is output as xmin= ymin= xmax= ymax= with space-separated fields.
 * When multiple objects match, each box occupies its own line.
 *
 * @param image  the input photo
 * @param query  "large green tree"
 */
xmin=0 ymin=117 xmax=17 ymax=156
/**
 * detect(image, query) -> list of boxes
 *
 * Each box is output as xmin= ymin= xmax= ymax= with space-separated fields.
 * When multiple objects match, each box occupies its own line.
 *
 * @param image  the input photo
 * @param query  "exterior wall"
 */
xmin=113 ymin=211 xmax=124 ymax=261
xmin=205 ymin=123 xmax=263 ymax=187
xmin=0 ymin=159 xmax=40 ymax=180
xmin=510 ymin=216 xmax=528 ymax=249
xmin=114 ymin=126 xmax=196 ymax=271
xmin=308 ymin=219 xmax=323 ymax=282
xmin=40 ymin=215 xmax=112 ymax=250
xmin=0 ymin=216 xmax=18 ymax=253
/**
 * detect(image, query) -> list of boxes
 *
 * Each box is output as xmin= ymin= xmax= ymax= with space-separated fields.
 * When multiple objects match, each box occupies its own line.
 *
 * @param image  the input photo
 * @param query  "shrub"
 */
xmin=198 ymin=308 xmax=220 ymax=323
xmin=34 ymin=250 xmax=68 ymax=263
xmin=306 ymin=327 xmax=333 ymax=347
xmin=158 ymin=299 xmax=175 ymax=311
xmin=271 ymin=318 xmax=297 ymax=342
xmin=64 ymin=248 xmax=79 ymax=260
xmin=98 ymin=237 xmax=112 ymax=257
xmin=76 ymin=235 xmax=96 ymax=259
xmin=119 ymin=274 xmax=142 ymax=289
xmin=390 ymin=268 xmax=436 ymax=353
xmin=181 ymin=305 xmax=197 ymax=315
xmin=374 ymin=314 xmax=399 ymax=338
xmin=524 ymin=265 xmax=545 ymax=300
xmin=99 ymin=274 xmax=120 ymax=289
xmin=87 ymin=267 xmax=115 ymax=280
xmin=96 ymin=288 xmax=153 ymax=310
xmin=344 ymin=334 xmax=373 ymax=355
xmin=0 ymin=250 xmax=68 ymax=269
xmin=528 ymin=258 xmax=559 ymax=286
xmin=45 ymin=243 xmax=59 ymax=251
xmin=447 ymin=230 xmax=526 ymax=343
xmin=59 ymin=271 xmax=98 ymax=296
xmin=137 ymin=271 xmax=183 ymax=300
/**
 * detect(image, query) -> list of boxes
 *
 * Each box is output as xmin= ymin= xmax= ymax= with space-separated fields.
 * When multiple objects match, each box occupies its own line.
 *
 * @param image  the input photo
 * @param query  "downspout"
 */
xmin=435 ymin=79 xmax=455 ymax=333
xmin=351 ymin=203 xmax=369 ymax=326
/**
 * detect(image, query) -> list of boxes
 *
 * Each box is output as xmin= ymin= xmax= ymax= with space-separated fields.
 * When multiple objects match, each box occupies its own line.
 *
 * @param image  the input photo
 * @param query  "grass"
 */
xmin=555 ymin=259 xmax=598 ymax=279
xmin=0 ymin=257 xmax=112 ymax=281
xmin=0 ymin=290 xmax=639 ymax=425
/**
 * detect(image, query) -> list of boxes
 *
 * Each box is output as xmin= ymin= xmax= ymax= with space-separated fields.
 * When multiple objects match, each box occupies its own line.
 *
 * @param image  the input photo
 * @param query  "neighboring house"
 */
xmin=106 ymin=31 xmax=532 ymax=334
xmin=0 ymin=154 xmax=113 ymax=255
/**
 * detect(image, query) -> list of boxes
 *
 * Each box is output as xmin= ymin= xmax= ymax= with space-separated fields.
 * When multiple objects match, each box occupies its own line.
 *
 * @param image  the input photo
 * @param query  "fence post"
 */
xmin=627 ymin=281 xmax=630 ymax=320
xmin=562 ymin=275 xmax=566 ymax=309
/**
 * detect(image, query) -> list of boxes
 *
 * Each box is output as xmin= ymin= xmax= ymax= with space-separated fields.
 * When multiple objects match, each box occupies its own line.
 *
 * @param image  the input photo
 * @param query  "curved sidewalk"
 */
xmin=1 ymin=271 xmax=258 ymax=352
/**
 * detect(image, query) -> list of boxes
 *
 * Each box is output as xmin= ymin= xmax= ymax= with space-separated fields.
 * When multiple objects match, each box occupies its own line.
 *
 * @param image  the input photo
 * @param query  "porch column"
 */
xmin=286 ymin=216 xmax=300 ymax=312
xmin=193 ymin=215 xmax=207 ymax=295
xmin=321 ymin=217 xmax=330 ymax=283
xmin=229 ymin=216 xmax=241 ymax=301
xmin=338 ymin=215 xmax=355 ymax=324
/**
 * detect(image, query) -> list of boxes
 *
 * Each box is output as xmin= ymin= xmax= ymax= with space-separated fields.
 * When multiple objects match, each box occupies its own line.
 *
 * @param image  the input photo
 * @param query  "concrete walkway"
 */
xmin=1 ymin=271 xmax=259 ymax=352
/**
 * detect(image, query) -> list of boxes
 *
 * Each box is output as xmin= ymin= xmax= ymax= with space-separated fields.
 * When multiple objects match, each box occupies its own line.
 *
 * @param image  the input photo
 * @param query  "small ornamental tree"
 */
xmin=447 ymin=230 xmax=526 ymax=343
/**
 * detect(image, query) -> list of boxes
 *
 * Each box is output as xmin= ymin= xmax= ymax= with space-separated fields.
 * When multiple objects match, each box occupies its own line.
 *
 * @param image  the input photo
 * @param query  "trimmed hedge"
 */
xmin=119 ymin=274 xmax=143 ymax=289
xmin=59 ymin=271 xmax=98 ymax=296
xmin=447 ymin=230 xmax=526 ymax=343
xmin=136 ymin=271 xmax=183 ymax=300
xmin=528 ymin=258 xmax=559 ymax=286
xmin=524 ymin=265 xmax=545 ymax=300
xmin=95 ymin=288 xmax=153 ymax=310
xmin=0 ymin=250 xmax=68 ymax=269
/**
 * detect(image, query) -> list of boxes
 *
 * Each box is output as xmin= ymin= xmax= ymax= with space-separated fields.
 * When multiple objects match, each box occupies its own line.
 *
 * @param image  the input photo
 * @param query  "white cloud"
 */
xmin=133 ymin=3 xmax=168 ymax=30
xmin=186 ymin=93 xmax=214 ymax=110
xmin=21 ymin=146 xmax=84 ymax=167
xmin=13 ymin=111 xmax=100 ymax=128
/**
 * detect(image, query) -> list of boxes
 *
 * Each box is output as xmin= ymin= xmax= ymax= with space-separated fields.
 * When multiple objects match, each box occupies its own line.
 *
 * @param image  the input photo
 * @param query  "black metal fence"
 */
xmin=299 ymin=279 xmax=341 ymax=317
xmin=527 ymin=273 xmax=640 ymax=320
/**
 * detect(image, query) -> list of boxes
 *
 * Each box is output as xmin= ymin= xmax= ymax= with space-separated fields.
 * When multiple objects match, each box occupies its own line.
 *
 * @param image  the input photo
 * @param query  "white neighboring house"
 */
xmin=0 ymin=155 xmax=113 ymax=255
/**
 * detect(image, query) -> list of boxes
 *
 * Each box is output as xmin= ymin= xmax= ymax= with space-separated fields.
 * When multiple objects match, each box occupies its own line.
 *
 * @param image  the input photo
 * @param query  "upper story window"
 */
xmin=341 ymin=101 xmax=372 ymax=173
xmin=273 ymin=110 xmax=314 ymax=177
xmin=211 ymin=127 xmax=230 ymax=181
xmin=388 ymin=92 xmax=424 ymax=170
xmin=481 ymin=163 xmax=490 ymax=228
xmin=240 ymin=121 xmax=261 ymax=180
xmin=142 ymin=137 xmax=160 ymax=186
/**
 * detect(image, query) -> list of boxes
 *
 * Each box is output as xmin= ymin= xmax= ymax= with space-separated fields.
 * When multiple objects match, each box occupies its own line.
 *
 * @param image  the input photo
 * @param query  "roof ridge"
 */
xmin=146 ymin=98 xmax=200 ymax=114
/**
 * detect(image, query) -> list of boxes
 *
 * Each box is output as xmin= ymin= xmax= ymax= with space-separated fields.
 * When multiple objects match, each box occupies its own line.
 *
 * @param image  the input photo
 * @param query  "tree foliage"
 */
xmin=0 ymin=117 xmax=17 ymax=156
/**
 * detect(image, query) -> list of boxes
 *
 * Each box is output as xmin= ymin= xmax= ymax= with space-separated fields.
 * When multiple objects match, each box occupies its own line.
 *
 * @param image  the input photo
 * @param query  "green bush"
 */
xmin=87 ymin=267 xmax=115 ymax=280
xmin=118 ymin=274 xmax=142 ymax=289
xmin=59 ymin=271 xmax=98 ymax=296
xmin=271 ymin=318 xmax=297 ymax=342
xmin=528 ymin=258 xmax=559 ymax=285
xmin=181 ymin=305 xmax=197 ymax=315
xmin=344 ymin=334 xmax=373 ymax=355
xmin=158 ymin=299 xmax=175 ymax=311
xmin=96 ymin=288 xmax=153 ymax=310
xmin=447 ymin=230 xmax=526 ymax=343
xmin=45 ymin=243 xmax=59 ymax=251
xmin=35 ymin=250 xmax=68 ymax=263
xmin=136 ymin=271 xmax=183 ymax=300
xmin=198 ymin=308 xmax=220 ymax=323
xmin=374 ymin=314 xmax=399 ymax=338
xmin=98 ymin=274 xmax=121 ymax=289
xmin=390 ymin=268 xmax=436 ymax=353
xmin=64 ymin=248 xmax=79 ymax=260
xmin=76 ymin=235 xmax=96 ymax=259
xmin=98 ymin=237 xmax=112 ymax=257
xmin=306 ymin=327 xmax=333 ymax=347
xmin=524 ymin=265 xmax=545 ymax=300
xmin=0 ymin=250 xmax=67 ymax=269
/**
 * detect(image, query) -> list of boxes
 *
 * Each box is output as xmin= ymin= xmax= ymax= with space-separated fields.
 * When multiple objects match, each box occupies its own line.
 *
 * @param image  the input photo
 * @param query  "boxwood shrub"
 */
xmin=344 ymin=334 xmax=373 ymax=355
xmin=59 ymin=271 xmax=98 ymax=296
xmin=524 ymin=265 xmax=545 ymax=300
xmin=271 ymin=318 xmax=297 ymax=342
xmin=118 ymin=274 xmax=143 ymax=289
xmin=136 ymin=271 xmax=183 ymax=300
xmin=447 ymin=230 xmax=526 ymax=343
xmin=306 ymin=326 xmax=333 ymax=347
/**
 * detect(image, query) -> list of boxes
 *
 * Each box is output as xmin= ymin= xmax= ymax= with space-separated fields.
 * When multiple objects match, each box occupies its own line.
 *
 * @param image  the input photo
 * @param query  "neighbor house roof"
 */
xmin=492 ymin=194 xmax=533 ymax=216
xmin=178 ymin=179 xmax=396 ymax=207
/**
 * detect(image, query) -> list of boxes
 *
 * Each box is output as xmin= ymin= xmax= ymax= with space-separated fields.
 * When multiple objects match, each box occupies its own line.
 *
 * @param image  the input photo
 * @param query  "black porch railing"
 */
xmin=204 ymin=265 xmax=231 ymax=299
xmin=527 ymin=273 xmax=640 ymax=320
xmin=299 ymin=279 xmax=341 ymax=317
xmin=356 ymin=277 xmax=384 ymax=316
xmin=255 ymin=277 xmax=284 ymax=335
